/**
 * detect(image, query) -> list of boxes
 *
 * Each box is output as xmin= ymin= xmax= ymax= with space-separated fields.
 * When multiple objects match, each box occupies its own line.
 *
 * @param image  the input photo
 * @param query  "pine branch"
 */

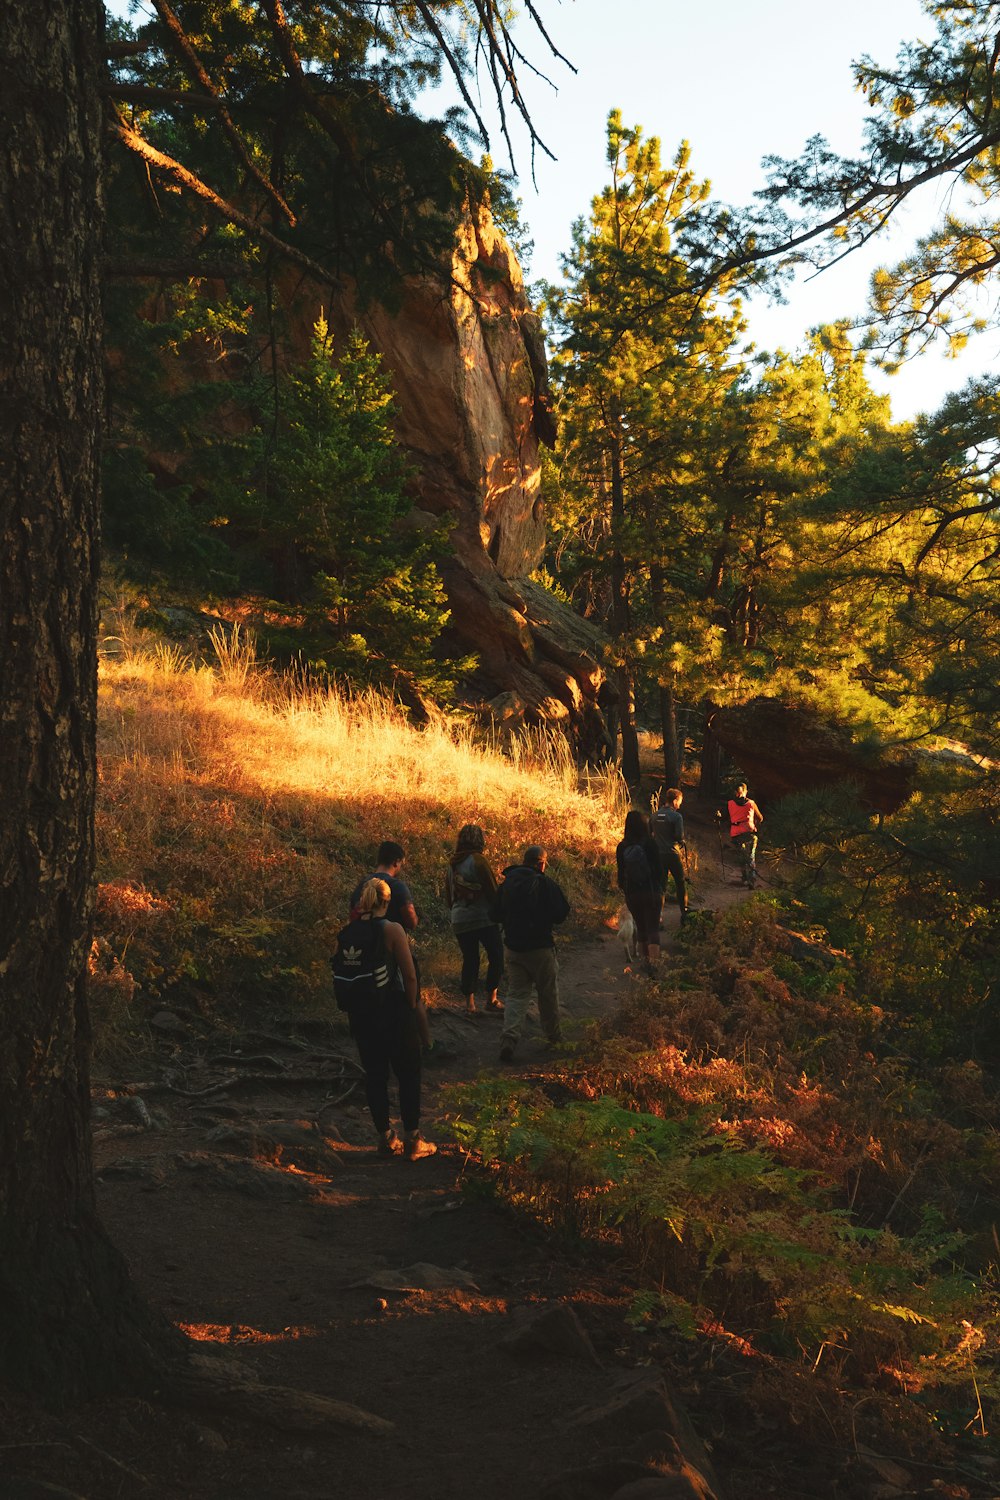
xmin=149 ymin=0 xmax=297 ymax=227
xmin=109 ymin=112 xmax=341 ymax=290
xmin=104 ymin=83 xmax=217 ymax=108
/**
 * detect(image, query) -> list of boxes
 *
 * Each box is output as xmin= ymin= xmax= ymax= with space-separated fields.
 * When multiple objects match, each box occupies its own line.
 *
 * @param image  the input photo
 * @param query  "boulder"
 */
xmin=499 ymin=1301 xmax=601 ymax=1364
xmin=291 ymin=203 xmax=609 ymax=747
xmin=708 ymin=698 xmax=917 ymax=813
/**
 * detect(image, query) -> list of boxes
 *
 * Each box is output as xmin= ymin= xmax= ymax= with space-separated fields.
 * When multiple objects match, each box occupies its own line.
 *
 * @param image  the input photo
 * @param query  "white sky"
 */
xmin=107 ymin=0 xmax=1000 ymax=420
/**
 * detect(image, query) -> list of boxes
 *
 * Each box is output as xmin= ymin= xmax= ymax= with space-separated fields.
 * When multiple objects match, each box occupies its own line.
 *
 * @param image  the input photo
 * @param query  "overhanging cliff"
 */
xmin=311 ymin=202 xmax=608 ymax=753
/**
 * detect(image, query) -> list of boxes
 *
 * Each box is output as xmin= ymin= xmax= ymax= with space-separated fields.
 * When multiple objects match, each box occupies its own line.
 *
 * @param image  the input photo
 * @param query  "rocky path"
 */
xmin=45 ymin=810 xmax=754 ymax=1500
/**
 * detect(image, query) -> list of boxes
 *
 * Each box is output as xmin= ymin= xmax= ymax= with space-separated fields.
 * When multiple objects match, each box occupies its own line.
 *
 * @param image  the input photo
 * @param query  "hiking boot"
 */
xmin=403 ymin=1131 xmax=437 ymax=1161
xmin=499 ymin=1042 xmax=516 ymax=1064
xmin=377 ymin=1129 xmax=402 ymax=1158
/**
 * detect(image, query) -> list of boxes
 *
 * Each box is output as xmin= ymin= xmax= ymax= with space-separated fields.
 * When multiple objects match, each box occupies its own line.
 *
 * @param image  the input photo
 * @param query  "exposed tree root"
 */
xmin=165 ymin=1352 xmax=395 ymax=1436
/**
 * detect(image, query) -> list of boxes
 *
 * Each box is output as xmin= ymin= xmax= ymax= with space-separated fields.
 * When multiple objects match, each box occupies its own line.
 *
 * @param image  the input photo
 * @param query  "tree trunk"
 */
xmin=659 ymin=683 xmax=681 ymax=787
xmin=608 ymin=423 xmax=640 ymax=788
xmin=648 ymin=563 xmax=680 ymax=787
xmin=0 ymin=1 xmax=177 ymax=1403
xmin=697 ymin=703 xmax=723 ymax=799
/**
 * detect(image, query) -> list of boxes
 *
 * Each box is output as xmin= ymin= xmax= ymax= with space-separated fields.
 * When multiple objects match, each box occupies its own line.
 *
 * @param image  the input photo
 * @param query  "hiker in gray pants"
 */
xmin=496 ymin=846 xmax=570 ymax=1063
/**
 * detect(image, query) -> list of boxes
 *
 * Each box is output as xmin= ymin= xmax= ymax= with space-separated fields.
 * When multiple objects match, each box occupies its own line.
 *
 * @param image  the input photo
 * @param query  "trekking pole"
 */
xmin=714 ymin=811 xmax=726 ymax=878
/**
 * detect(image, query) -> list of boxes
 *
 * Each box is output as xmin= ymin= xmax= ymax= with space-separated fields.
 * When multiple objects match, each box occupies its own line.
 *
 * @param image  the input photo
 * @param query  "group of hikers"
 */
xmin=614 ymin=780 xmax=763 ymax=971
xmin=330 ymin=830 xmax=571 ymax=1161
xmin=330 ymin=780 xmax=763 ymax=1160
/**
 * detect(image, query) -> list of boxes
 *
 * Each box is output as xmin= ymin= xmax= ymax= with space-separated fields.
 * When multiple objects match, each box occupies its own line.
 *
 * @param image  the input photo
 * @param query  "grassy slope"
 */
xmin=92 ymin=631 xmax=627 ymax=1061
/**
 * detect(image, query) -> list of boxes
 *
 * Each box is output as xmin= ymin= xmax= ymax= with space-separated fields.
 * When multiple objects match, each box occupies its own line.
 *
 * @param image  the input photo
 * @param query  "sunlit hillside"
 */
xmin=91 ymin=625 xmax=627 ymax=1061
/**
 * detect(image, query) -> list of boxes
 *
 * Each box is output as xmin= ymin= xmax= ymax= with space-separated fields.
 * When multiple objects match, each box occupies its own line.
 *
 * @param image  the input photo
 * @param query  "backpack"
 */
xmin=330 ymin=917 xmax=394 ymax=1012
xmin=451 ymin=853 xmax=482 ymax=907
xmin=621 ymin=842 xmax=654 ymax=893
xmin=649 ymin=808 xmax=671 ymax=845
xmin=499 ymin=870 xmax=541 ymax=933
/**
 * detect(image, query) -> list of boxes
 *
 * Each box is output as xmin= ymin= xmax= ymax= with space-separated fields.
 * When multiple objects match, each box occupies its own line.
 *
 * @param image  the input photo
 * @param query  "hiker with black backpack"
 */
xmin=330 ymin=878 xmax=436 ymax=1160
xmin=649 ymin=788 xmax=688 ymax=927
xmin=348 ymin=840 xmax=451 ymax=1066
xmin=616 ymin=809 xmax=663 ymax=971
xmin=444 ymin=823 xmax=503 ymax=1014
xmin=496 ymin=845 xmax=570 ymax=1064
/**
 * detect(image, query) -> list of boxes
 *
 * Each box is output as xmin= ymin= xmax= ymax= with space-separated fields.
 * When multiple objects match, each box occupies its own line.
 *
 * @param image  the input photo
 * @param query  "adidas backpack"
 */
xmin=330 ymin=917 xmax=394 ymax=1012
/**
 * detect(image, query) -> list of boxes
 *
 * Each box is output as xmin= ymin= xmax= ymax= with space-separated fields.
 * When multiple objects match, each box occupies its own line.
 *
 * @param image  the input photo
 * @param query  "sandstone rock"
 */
xmin=173 ymin=1151 xmax=318 ymax=1200
xmin=290 ymin=204 xmax=609 ymax=747
xmin=569 ymin=1371 xmax=721 ymax=1497
xmin=203 ymin=1120 xmax=342 ymax=1174
xmin=350 ymin=1262 xmax=479 ymax=1293
xmin=500 ymin=1301 xmax=601 ymax=1364
xmin=708 ymin=697 xmax=917 ymax=813
xmin=134 ymin=196 xmax=609 ymax=741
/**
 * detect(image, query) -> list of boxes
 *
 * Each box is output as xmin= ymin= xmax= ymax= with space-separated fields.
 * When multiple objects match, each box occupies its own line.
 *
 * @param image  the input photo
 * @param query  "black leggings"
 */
xmin=351 ymin=998 xmax=422 ymax=1133
xmin=456 ymin=924 xmax=504 ymax=995
xmin=661 ymin=845 xmax=687 ymax=911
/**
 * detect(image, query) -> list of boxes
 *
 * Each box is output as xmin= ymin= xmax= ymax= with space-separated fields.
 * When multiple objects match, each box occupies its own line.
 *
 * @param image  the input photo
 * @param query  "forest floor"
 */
xmin=4 ymin=805 xmax=904 ymax=1500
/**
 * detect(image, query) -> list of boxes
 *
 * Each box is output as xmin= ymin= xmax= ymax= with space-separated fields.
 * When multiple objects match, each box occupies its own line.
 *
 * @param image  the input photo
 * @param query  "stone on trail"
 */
xmin=350 ymin=1262 xmax=480 ymax=1292
xmin=203 ymin=1120 xmax=342 ymax=1173
xmin=499 ymin=1301 xmax=600 ymax=1365
xmin=568 ymin=1371 xmax=721 ymax=1497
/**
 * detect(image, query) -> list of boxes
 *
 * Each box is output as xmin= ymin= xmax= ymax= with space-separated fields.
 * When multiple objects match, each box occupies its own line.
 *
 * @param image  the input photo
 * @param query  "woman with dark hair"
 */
xmin=616 ymin=809 xmax=663 ymax=970
xmin=444 ymin=823 xmax=503 ymax=1013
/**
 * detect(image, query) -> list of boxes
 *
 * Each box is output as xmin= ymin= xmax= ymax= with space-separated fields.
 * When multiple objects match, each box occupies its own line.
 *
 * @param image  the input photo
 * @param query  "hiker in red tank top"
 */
xmin=726 ymin=781 xmax=763 ymax=888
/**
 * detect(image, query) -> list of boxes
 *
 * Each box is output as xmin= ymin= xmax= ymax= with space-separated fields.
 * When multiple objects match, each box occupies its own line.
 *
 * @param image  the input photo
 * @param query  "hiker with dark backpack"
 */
xmin=444 ymin=823 xmax=503 ymax=1014
xmin=649 ymin=787 xmax=688 ymax=927
xmin=496 ymin=845 xmax=570 ymax=1063
xmin=330 ymin=878 xmax=436 ymax=1160
xmin=616 ymin=809 xmax=663 ymax=971
xmin=348 ymin=839 xmax=452 ymax=1066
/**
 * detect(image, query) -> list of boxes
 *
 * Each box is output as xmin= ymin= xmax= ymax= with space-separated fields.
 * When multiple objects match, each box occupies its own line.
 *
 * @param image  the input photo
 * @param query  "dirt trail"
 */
xmin=18 ymin=809 xmax=754 ymax=1499
xmin=89 ymin=929 xmax=635 ymax=1499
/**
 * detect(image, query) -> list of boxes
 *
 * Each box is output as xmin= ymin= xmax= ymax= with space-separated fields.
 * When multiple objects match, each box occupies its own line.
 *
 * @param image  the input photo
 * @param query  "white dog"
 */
xmin=616 ymin=905 xmax=637 ymax=966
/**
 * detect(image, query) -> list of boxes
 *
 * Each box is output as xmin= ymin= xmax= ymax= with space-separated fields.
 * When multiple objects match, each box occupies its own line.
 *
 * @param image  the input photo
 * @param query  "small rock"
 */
xmin=191 ymin=1425 xmax=228 ymax=1454
xmin=351 ymin=1262 xmax=479 ymax=1293
xmin=150 ymin=1009 xmax=188 ymax=1035
xmin=98 ymin=1157 xmax=170 ymax=1187
xmin=500 ymin=1302 xmax=600 ymax=1365
xmin=570 ymin=1371 xmax=720 ymax=1497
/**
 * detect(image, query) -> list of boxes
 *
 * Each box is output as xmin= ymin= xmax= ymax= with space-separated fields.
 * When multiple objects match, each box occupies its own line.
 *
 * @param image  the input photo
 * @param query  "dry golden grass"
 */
xmin=92 ymin=628 xmax=627 ymax=1058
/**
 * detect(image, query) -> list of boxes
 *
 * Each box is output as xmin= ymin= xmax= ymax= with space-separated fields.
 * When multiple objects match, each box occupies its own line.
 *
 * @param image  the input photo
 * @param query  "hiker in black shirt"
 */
xmin=349 ymin=840 xmax=417 ymax=930
xmin=649 ymin=788 xmax=688 ymax=926
xmin=497 ymin=846 xmax=570 ymax=1063
xmin=616 ymin=809 xmax=663 ymax=970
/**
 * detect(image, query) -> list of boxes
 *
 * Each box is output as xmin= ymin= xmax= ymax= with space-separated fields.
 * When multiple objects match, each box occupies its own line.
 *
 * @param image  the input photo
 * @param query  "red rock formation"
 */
xmin=311 ymin=200 xmax=607 ymax=749
xmin=126 ymin=198 xmax=607 ymax=746
xmin=708 ymin=698 xmax=917 ymax=813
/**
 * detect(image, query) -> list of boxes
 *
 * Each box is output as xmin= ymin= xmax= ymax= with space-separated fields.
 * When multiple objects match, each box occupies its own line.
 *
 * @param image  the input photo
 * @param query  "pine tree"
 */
xmin=240 ymin=319 xmax=458 ymax=694
xmin=547 ymin=111 xmax=744 ymax=786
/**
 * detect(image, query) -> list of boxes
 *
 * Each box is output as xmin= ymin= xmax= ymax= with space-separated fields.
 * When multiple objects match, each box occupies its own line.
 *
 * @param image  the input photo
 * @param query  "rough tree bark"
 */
xmin=0 ymin=0 xmax=175 ymax=1402
xmin=608 ymin=419 xmax=640 ymax=788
